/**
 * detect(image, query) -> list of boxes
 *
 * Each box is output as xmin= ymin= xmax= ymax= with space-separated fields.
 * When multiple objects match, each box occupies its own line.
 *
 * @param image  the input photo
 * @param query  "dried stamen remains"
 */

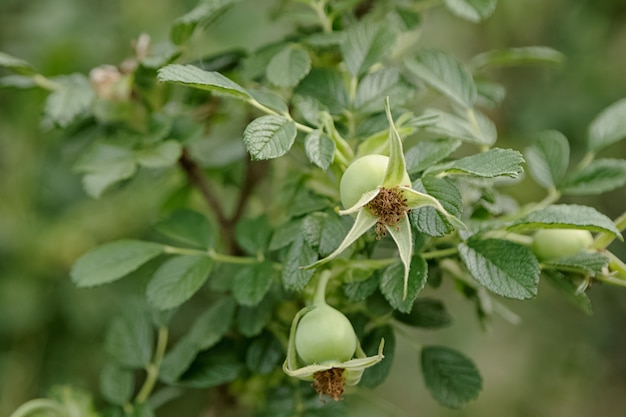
xmin=366 ymin=187 xmax=409 ymax=239
xmin=313 ymin=368 xmax=346 ymax=400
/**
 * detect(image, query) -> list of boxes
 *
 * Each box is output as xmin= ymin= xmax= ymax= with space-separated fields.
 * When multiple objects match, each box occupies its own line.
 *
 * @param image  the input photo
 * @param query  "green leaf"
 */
xmin=155 ymin=209 xmax=214 ymax=249
xmin=359 ymin=325 xmax=395 ymax=388
xmin=235 ymin=215 xmax=272 ymax=255
xmin=266 ymin=44 xmax=311 ymax=88
xmin=444 ymin=0 xmax=496 ymax=22
xmin=525 ymin=130 xmax=570 ymax=189
xmin=240 ymin=43 xmax=284 ymax=82
xmin=559 ymin=159 xmax=626 ymax=195
xmin=380 ymin=257 xmax=428 ymax=313
xmin=411 ymin=177 xmax=462 ymax=237
xmin=405 ymin=49 xmax=476 ymax=108
xmin=542 ymin=270 xmax=592 ymax=315
xmin=188 ymin=297 xmax=236 ymax=349
xmin=458 ymin=238 xmax=540 ymax=299
xmin=508 ymin=204 xmax=622 ymax=238
xmin=232 ymin=261 xmax=275 ymax=306
xmin=243 ymin=115 xmax=297 ymax=160
xmin=341 ymin=21 xmax=397 ymax=77
xmin=423 ymin=109 xmax=496 ymax=146
xmin=74 ymin=142 xmax=137 ymax=198
xmin=292 ymin=94 xmax=322 ymax=126
xmin=160 ymin=298 xmax=236 ymax=382
xmin=237 ymin=296 xmax=275 ymax=337
xmin=428 ymin=148 xmax=524 ymax=178
xmin=104 ymin=303 xmax=154 ymax=368
xmin=343 ymin=272 xmax=380 ymax=301
xmin=588 ymin=99 xmax=626 ymax=152
xmin=246 ymin=332 xmax=283 ymax=374
xmin=147 ymin=256 xmax=214 ymax=310
xmin=282 ymin=236 xmax=317 ymax=291
xmin=131 ymin=403 xmax=156 ymax=417
xmin=157 ymin=64 xmax=250 ymax=100
xmin=99 ymin=362 xmax=134 ymax=405
xmin=0 ymin=51 xmax=37 ymax=75
xmin=394 ymin=298 xmax=452 ymax=328
xmin=421 ymin=346 xmax=482 ymax=408
xmin=354 ymin=68 xmax=411 ymax=114
xmin=159 ymin=338 xmax=198 ymax=383
xmin=268 ymin=218 xmax=304 ymax=251
xmin=295 ymin=68 xmax=348 ymax=115
xmin=180 ymin=348 xmax=244 ymax=388
xmin=136 ymin=140 xmax=182 ymax=168
xmin=475 ymin=80 xmax=506 ymax=108
xmin=405 ymin=138 xmax=462 ymax=175
xmin=71 ymin=240 xmax=165 ymax=287
xmin=170 ymin=0 xmax=239 ymax=45
xmin=45 ymin=74 xmax=95 ymax=127
xmin=0 ymin=74 xmax=38 ymax=88
xmin=304 ymin=130 xmax=335 ymax=170
xmin=248 ymin=89 xmax=289 ymax=114
xmin=470 ymin=46 xmax=565 ymax=71
xmin=302 ymin=211 xmax=350 ymax=257
xmin=543 ymin=251 xmax=609 ymax=275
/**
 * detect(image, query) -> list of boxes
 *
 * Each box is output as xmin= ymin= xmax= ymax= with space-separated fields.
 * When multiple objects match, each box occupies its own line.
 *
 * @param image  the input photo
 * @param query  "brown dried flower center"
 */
xmin=366 ymin=187 xmax=409 ymax=239
xmin=313 ymin=368 xmax=346 ymax=400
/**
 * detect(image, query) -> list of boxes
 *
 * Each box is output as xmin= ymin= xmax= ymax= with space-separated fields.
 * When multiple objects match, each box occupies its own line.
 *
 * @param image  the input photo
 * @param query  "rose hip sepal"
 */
xmin=303 ymin=98 xmax=466 ymax=298
xmin=282 ymin=272 xmax=384 ymax=400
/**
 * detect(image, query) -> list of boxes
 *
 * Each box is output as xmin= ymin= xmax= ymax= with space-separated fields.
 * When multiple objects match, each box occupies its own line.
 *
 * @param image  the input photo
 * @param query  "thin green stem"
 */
xmin=9 ymin=399 xmax=64 ymax=417
xmin=606 ymin=251 xmax=626 ymax=279
xmin=576 ymin=150 xmax=595 ymax=171
xmin=310 ymin=0 xmax=332 ymax=33
xmin=421 ymin=247 xmax=458 ymax=260
xmin=596 ymin=274 xmax=626 ymax=288
xmin=208 ymin=248 xmax=262 ymax=264
xmin=135 ymin=327 xmax=169 ymax=404
xmin=313 ymin=270 xmax=332 ymax=306
xmin=163 ymin=245 xmax=261 ymax=264
xmin=33 ymin=74 xmax=63 ymax=91
xmin=248 ymin=98 xmax=314 ymax=133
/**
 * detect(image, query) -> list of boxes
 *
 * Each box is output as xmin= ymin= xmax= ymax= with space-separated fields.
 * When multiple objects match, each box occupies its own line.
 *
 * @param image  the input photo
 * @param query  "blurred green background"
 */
xmin=1 ymin=0 xmax=626 ymax=416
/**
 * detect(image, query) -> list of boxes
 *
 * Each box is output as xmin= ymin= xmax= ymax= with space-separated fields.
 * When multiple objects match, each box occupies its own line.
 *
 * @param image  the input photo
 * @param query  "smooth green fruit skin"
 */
xmin=294 ymin=304 xmax=357 ymax=365
xmin=531 ymin=229 xmax=594 ymax=260
xmin=340 ymin=154 xmax=411 ymax=209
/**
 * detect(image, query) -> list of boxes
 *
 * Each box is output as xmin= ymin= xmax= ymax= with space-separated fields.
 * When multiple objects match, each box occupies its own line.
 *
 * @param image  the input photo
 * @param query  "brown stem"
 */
xmin=178 ymin=148 xmax=270 ymax=255
xmin=178 ymin=148 xmax=232 ymax=247
xmin=229 ymin=158 xmax=269 ymax=226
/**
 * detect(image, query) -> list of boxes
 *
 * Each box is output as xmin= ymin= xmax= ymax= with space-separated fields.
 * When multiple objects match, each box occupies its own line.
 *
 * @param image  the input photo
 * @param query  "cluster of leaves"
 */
xmin=3 ymin=0 xmax=626 ymax=416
